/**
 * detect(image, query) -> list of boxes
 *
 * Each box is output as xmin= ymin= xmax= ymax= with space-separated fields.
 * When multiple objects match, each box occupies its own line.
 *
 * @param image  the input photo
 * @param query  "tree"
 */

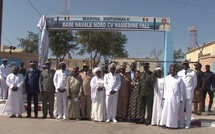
xmin=174 ymin=48 xmax=185 ymax=62
xmin=106 ymin=32 xmax=128 ymax=63
xmin=173 ymin=48 xmax=186 ymax=72
xmin=17 ymin=31 xmax=39 ymax=53
xmin=150 ymin=48 xmax=163 ymax=67
xmin=76 ymin=31 xmax=128 ymax=68
xmin=49 ymin=30 xmax=79 ymax=62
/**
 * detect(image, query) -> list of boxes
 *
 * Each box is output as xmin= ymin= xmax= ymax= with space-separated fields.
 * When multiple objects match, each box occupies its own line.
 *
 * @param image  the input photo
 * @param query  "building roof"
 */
xmin=186 ymin=40 xmax=215 ymax=54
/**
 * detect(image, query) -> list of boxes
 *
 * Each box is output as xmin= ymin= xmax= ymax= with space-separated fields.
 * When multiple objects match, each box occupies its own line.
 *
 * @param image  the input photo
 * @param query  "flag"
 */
xmin=143 ymin=18 xmax=148 ymax=22
xmin=64 ymin=16 xmax=70 ymax=20
xmin=37 ymin=15 xmax=49 ymax=70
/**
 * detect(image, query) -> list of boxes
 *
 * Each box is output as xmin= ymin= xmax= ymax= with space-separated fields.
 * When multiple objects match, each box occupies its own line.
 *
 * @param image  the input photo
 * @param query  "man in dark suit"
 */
xmin=127 ymin=62 xmax=137 ymax=81
xmin=19 ymin=61 xmax=26 ymax=77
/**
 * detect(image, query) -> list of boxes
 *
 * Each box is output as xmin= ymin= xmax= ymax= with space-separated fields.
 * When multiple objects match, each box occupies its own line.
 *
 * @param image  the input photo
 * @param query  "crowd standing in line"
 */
xmin=0 ymin=58 xmax=215 ymax=129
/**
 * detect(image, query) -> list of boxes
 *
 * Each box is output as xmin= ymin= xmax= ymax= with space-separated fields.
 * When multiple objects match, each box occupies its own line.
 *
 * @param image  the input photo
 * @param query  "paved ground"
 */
xmin=0 ymin=111 xmax=215 ymax=134
xmin=1 ymin=97 xmax=215 ymax=134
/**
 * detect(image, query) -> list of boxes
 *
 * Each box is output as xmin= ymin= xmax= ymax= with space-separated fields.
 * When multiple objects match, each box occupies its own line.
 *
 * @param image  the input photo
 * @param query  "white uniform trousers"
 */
xmin=179 ymin=99 xmax=192 ymax=126
xmin=57 ymin=92 xmax=67 ymax=118
xmin=53 ymin=94 xmax=58 ymax=116
xmin=0 ymin=80 xmax=7 ymax=100
xmin=106 ymin=92 xmax=118 ymax=120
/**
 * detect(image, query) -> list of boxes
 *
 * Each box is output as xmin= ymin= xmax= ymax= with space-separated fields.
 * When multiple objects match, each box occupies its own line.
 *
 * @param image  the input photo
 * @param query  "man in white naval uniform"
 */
xmin=104 ymin=63 xmax=121 ymax=123
xmin=178 ymin=60 xmax=197 ymax=129
xmin=53 ymin=61 xmax=71 ymax=120
xmin=0 ymin=58 xmax=12 ymax=101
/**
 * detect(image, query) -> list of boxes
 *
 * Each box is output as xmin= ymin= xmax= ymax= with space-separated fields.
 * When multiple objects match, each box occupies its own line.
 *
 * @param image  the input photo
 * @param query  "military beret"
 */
xmin=143 ymin=62 xmax=150 ymax=67
xmin=194 ymin=62 xmax=202 ymax=67
xmin=29 ymin=60 xmax=37 ymax=64
xmin=182 ymin=59 xmax=190 ymax=65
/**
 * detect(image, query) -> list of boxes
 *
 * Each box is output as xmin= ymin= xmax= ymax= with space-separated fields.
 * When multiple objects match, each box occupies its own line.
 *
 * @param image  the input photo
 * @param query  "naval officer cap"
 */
xmin=1 ymin=58 xmax=7 ymax=62
xmin=83 ymin=61 xmax=89 ymax=67
xmin=42 ymin=64 xmax=46 ymax=68
xmin=120 ymin=64 xmax=126 ymax=69
xmin=45 ymin=60 xmax=51 ymax=64
xmin=29 ymin=60 xmax=37 ymax=65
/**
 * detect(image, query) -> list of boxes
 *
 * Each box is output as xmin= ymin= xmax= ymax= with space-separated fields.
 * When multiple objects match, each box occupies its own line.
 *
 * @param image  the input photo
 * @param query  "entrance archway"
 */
xmin=37 ymin=15 xmax=173 ymax=76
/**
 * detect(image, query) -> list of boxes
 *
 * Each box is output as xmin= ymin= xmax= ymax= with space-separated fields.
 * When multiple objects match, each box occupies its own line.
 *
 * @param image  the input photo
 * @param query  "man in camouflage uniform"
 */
xmin=39 ymin=61 xmax=55 ymax=118
xmin=138 ymin=63 xmax=155 ymax=125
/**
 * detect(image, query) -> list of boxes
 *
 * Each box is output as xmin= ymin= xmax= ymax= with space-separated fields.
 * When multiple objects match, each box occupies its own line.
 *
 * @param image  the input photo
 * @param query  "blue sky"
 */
xmin=2 ymin=0 xmax=215 ymax=59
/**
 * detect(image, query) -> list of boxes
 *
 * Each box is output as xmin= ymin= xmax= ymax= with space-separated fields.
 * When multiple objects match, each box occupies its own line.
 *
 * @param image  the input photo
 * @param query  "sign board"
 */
xmin=46 ymin=15 xmax=170 ymax=31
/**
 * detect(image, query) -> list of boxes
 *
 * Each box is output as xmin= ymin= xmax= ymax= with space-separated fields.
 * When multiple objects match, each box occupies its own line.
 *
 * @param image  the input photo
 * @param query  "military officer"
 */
xmin=25 ymin=60 xmax=41 ymax=118
xmin=178 ymin=59 xmax=197 ymax=129
xmin=39 ymin=61 xmax=55 ymax=118
xmin=79 ymin=61 xmax=92 ymax=120
xmin=117 ymin=64 xmax=130 ymax=121
xmin=104 ymin=63 xmax=121 ymax=123
xmin=0 ymin=58 xmax=12 ymax=101
xmin=138 ymin=62 xmax=155 ymax=125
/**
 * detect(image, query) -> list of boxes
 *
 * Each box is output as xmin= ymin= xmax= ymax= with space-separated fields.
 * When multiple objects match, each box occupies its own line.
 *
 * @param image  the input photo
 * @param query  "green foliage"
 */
xmin=173 ymin=48 xmax=185 ymax=72
xmin=76 ymin=31 xmax=128 ymax=67
xmin=49 ymin=31 xmax=79 ymax=61
xmin=174 ymin=48 xmax=185 ymax=62
xmin=17 ymin=31 xmax=39 ymax=53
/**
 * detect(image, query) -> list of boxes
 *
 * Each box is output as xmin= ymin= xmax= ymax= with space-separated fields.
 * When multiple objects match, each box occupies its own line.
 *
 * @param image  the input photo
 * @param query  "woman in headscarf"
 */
xmin=127 ymin=70 xmax=141 ymax=123
xmin=90 ymin=67 xmax=106 ymax=122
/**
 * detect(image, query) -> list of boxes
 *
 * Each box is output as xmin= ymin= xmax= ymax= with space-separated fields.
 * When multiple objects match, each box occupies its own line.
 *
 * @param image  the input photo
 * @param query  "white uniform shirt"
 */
xmin=0 ymin=64 xmax=12 ymax=79
xmin=177 ymin=69 xmax=197 ymax=99
xmin=53 ymin=69 xmax=71 ymax=92
xmin=104 ymin=72 xmax=121 ymax=95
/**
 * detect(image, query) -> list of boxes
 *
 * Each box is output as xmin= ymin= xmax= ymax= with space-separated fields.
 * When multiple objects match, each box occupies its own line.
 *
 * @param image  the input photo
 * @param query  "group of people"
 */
xmin=0 ymin=58 xmax=214 ymax=129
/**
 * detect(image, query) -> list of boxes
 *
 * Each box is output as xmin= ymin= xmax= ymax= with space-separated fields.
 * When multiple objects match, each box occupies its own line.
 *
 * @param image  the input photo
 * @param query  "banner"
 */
xmin=37 ymin=15 xmax=49 ymax=70
xmin=46 ymin=15 xmax=170 ymax=31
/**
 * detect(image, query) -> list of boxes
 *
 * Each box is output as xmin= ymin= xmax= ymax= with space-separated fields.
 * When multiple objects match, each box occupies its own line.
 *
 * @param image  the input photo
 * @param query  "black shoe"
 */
xmin=18 ymin=115 xmax=22 ymax=118
xmin=35 ymin=115 xmax=38 ymax=118
xmin=145 ymin=122 xmax=151 ymax=126
xmin=208 ymin=110 xmax=212 ymax=112
xmin=50 ymin=116 xmax=54 ymax=119
xmin=137 ymin=119 xmax=145 ymax=124
xmin=42 ymin=116 xmax=47 ymax=119
xmin=26 ymin=115 xmax=31 ymax=118
xmin=10 ymin=115 xmax=16 ymax=118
